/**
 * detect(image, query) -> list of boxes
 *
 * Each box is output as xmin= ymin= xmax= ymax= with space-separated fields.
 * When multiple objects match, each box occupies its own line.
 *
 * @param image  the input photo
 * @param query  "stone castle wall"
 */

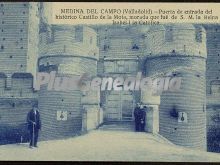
xmin=96 ymin=26 xmax=146 ymax=121
xmin=0 ymin=2 xmax=39 ymax=144
xmin=145 ymin=24 xmax=207 ymax=58
xmin=204 ymin=25 xmax=220 ymax=152
xmin=144 ymin=24 xmax=207 ymax=150
xmin=38 ymin=25 xmax=99 ymax=140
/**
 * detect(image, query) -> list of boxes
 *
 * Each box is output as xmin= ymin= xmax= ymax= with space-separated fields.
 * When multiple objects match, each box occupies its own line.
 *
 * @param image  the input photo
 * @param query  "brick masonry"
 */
xmin=38 ymin=24 xmax=99 ymax=140
xmin=0 ymin=2 xmax=38 ymax=144
xmin=204 ymin=25 xmax=220 ymax=152
xmin=144 ymin=24 xmax=207 ymax=150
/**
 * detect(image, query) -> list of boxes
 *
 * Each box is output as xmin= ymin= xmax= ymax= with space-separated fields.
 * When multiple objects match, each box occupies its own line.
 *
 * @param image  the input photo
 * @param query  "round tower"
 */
xmin=144 ymin=24 xmax=207 ymax=150
xmin=38 ymin=24 xmax=99 ymax=140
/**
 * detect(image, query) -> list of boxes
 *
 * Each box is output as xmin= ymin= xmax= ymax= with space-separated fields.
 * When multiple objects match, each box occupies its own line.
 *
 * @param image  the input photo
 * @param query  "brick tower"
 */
xmin=0 ymin=2 xmax=39 ymax=143
xmin=144 ymin=24 xmax=207 ymax=150
xmin=38 ymin=23 xmax=99 ymax=140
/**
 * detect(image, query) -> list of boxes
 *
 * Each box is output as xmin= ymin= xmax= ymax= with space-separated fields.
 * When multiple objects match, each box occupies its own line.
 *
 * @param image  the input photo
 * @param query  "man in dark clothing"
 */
xmin=140 ymin=106 xmax=146 ymax=132
xmin=27 ymin=106 xmax=41 ymax=148
xmin=134 ymin=103 xmax=141 ymax=132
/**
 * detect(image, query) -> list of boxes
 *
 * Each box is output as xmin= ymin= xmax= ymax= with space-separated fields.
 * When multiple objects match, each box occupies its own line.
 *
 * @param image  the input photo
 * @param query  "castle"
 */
xmin=0 ymin=2 xmax=219 ymax=153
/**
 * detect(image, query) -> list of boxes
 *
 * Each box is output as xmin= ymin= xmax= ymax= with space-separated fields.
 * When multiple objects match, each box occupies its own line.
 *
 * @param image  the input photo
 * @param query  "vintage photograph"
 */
xmin=0 ymin=2 xmax=219 ymax=162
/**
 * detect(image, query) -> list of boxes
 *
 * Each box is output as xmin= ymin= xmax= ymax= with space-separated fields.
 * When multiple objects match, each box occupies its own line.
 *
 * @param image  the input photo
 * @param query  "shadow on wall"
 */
xmin=0 ymin=123 xmax=29 ymax=145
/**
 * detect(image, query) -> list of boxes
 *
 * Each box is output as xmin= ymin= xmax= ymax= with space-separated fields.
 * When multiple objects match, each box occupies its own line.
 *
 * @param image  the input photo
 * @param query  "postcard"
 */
xmin=0 ymin=2 xmax=220 ymax=162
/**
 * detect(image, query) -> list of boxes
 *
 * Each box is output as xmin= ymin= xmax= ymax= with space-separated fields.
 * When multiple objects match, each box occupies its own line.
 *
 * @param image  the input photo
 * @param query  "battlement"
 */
xmin=96 ymin=25 xmax=147 ymax=59
xmin=39 ymin=25 xmax=99 ymax=60
xmin=0 ymin=73 xmax=36 ymax=98
xmin=145 ymin=24 xmax=207 ymax=58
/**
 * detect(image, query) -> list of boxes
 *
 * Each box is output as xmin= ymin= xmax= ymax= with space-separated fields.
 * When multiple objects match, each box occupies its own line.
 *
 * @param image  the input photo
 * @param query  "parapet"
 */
xmin=0 ymin=72 xmax=36 ymax=98
xmin=145 ymin=24 xmax=207 ymax=59
xmin=97 ymin=25 xmax=147 ymax=59
xmin=39 ymin=24 xmax=99 ymax=60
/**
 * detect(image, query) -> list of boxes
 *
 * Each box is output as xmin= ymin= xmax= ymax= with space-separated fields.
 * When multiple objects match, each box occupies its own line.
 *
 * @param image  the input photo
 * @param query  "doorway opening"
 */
xmin=104 ymin=91 xmax=137 ymax=121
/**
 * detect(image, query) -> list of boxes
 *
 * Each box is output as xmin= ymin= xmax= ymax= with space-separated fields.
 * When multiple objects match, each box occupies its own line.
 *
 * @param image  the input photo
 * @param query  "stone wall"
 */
xmin=38 ymin=25 xmax=99 ymax=140
xmin=0 ymin=2 xmax=39 ymax=144
xmin=96 ymin=25 xmax=146 ymax=121
xmin=96 ymin=25 xmax=146 ymax=60
xmin=204 ymin=24 xmax=220 ymax=152
xmin=26 ymin=2 xmax=40 ymax=83
xmin=39 ymin=86 xmax=82 ymax=140
xmin=145 ymin=24 xmax=207 ymax=58
xmin=0 ymin=73 xmax=37 ymax=144
xmin=0 ymin=2 xmax=39 ymax=75
xmin=205 ymin=25 xmax=220 ymax=95
xmin=144 ymin=24 xmax=207 ymax=150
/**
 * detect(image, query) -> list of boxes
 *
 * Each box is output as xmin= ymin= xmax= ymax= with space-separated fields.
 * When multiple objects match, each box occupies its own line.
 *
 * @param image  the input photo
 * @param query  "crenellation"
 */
xmin=146 ymin=24 xmax=207 ymax=58
xmin=39 ymin=25 xmax=99 ymax=61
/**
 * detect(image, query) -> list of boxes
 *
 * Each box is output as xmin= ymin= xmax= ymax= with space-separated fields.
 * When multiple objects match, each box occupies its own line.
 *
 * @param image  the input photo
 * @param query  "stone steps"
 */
xmin=98 ymin=121 xmax=135 ymax=131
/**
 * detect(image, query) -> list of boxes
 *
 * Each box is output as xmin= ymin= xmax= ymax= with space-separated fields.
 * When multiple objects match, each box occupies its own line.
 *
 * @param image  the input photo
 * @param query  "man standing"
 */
xmin=134 ymin=103 xmax=141 ymax=132
xmin=27 ymin=105 xmax=41 ymax=148
xmin=140 ymin=106 xmax=146 ymax=132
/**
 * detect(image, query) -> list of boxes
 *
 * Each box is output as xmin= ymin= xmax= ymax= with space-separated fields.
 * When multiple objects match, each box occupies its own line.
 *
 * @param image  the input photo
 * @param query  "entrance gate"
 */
xmin=105 ymin=91 xmax=135 ymax=121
